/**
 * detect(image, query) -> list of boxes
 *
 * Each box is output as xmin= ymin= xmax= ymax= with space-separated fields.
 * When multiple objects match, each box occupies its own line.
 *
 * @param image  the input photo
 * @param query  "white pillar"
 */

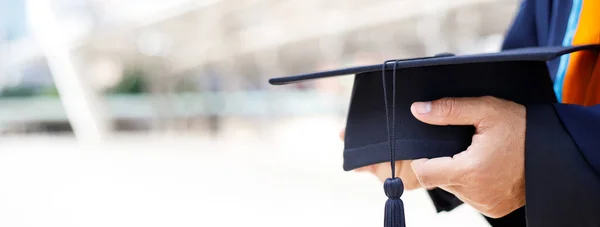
xmin=26 ymin=0 xmax=111 ymax=142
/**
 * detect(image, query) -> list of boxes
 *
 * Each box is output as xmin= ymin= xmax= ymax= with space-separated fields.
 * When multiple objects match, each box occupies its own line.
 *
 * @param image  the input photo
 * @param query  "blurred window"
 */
xmin=0 ymin=0 xmax=28 ymax=41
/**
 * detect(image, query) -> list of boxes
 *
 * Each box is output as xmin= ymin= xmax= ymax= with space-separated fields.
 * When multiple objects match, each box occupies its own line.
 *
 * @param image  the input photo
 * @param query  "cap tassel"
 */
xmin=384 ymin=178 xmax=406 ymax=227
xmin=381 ymin=60 xmax=406 ymax=227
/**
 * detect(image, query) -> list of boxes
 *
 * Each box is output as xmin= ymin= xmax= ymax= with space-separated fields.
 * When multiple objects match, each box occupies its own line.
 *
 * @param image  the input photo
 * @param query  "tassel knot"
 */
xmin=384 ymin=178 xmax=404 ymax=199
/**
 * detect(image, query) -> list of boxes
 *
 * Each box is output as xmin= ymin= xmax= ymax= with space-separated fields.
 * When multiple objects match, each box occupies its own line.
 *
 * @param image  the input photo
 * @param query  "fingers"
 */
xmin=410 ymin=156 xmax=466 ymax=188
xmin=411 ymin=96 xmax=497 ymax=127
xmin=339 ymin=129 xmax=345 ymax=140
xmin=354 ymin=164 xmax=376 ymax=172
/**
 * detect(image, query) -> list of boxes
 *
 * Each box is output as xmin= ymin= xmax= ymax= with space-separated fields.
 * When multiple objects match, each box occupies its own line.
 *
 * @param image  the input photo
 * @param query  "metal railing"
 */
xmin=0 ymin=91 xmax=348 ymax=124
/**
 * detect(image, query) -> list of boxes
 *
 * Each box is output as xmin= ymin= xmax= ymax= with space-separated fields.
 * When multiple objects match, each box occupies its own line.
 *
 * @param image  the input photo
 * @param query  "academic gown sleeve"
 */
xmin=500 ymin=0 xmax=538 ymax=50
xmin=525 ymin=104 xmax=600 ymax=227
xmin=426 ymin=189 xmax=526 ymax=227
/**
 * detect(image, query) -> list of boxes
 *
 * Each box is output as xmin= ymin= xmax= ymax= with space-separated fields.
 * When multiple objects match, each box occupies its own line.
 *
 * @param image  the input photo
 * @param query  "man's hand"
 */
xmin=409 ymin=96 xmax=526 ymax=218
xmin=339 ymin=129 xmax=421 ymax=190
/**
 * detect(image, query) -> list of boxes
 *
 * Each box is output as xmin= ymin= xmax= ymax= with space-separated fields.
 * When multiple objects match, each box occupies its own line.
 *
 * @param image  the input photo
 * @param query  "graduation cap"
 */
xmin=269 ymin=44 xmax=600 ymax=227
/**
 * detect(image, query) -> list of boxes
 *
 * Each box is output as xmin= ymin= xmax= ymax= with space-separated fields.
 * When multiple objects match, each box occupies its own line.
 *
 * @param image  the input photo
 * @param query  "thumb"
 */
xmin=411 ymin=97 xmax=493 ymax=127
xmin=410 ymin=157 xmax=465 ymax=188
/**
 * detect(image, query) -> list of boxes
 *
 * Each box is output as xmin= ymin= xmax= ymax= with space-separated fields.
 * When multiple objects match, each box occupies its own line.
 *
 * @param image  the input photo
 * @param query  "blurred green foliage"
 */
xmin=0 ymin=67 xmax=204 ymax=98
xmin=0 ymin=86 xmax=37 ymax=97
xmin=0 ymin=85 xmax=59 ymax=98
xmin=105 ymin=68 xmax=147 ymax=94
xmin=40 ymin=86 xmax=60 ymax=97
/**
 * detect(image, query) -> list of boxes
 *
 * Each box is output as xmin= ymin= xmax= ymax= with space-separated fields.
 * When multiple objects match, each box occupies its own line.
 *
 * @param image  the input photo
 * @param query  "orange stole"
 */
xmin=562 ymin=0 xmax=600 ymax=106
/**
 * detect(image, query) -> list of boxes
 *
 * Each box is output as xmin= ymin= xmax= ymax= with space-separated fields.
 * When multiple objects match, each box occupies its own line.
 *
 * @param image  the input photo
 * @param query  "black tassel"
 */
xmin=384 ymin=178 xmax=406 ymax=227
xmin=381 ymin=60 xmax=405 ymax=227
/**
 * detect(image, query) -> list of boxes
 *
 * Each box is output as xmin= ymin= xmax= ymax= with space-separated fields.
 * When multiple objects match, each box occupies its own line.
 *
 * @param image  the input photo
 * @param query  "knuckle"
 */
xmin=480 ymin=95 xmax=497 ymax=103
xmin=485 ymin=208 xmax=508 ymax=219
xmin=479 ymin=97 xmax=497 ymax=113
xmin=463 ymin=159 xmax=482 ymax=174
xmin=415 ymin=173 xmax=432 ymax=187
xmin=476 ymin=204 xmax=496 ymax=217
xmin=485 ymin=211 xmax=503 ymax=219
xmin=478 ymin=199 xmax=508 ymax=218
xmin=456 ymin=161 xmax=485 ymax=186
xmin=437 ymin=98 xmax=460 ymax=118
xmin=414 ymin=171 xmax=438 ymax=188
xmin=456 ymin=170 xmax=475 ymax=186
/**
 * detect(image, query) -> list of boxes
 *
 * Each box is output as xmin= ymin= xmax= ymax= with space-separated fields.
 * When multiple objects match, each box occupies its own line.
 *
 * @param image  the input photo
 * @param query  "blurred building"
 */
xmin=0 ymin=0 xmax=520 ymax=135
xmin=79 ymin=0 xmax=520 ymax=89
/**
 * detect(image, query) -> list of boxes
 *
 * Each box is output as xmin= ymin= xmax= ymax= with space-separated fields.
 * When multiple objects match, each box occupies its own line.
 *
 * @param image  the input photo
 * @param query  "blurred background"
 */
xmin=0 ymin=0 xmax=519 ymax=226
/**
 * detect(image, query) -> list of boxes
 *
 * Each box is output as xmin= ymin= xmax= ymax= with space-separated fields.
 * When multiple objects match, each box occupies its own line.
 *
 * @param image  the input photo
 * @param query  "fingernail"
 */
xmin=413 ymin=102 xmax=431 ymax=114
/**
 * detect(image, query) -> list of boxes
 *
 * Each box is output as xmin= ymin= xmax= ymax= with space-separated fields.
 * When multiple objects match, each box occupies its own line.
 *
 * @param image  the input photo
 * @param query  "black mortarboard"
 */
xmin=269 ymin=44 xmax=599 ymax=227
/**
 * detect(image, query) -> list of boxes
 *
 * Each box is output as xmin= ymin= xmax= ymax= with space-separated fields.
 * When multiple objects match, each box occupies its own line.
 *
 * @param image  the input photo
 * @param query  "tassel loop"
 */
xmin=381 ymin=60 xmax=406 ymax=227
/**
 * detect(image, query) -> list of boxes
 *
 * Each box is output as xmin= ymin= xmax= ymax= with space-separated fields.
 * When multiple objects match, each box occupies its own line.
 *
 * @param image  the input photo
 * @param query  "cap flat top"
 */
xmin=269 ymin=45 xmax=599 ymax=85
